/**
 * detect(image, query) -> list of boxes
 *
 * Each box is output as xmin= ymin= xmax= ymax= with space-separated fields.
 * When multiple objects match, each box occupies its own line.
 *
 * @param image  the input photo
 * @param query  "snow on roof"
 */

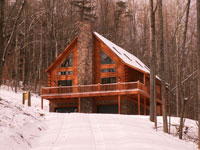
xmin=94 ymin=32 xmax=150 ymax=74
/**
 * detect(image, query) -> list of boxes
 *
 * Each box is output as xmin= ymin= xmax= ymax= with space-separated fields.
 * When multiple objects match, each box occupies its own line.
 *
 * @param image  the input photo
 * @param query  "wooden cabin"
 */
xmin=41 ymin=21 xmax=162 ymax=115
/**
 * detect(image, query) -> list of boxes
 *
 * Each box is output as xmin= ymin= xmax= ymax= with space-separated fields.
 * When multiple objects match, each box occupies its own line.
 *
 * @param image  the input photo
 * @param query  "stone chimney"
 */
xmin=77 ymin=20 xmax=94 ymax=85
xmin=77 ymin=20 xmax=94 ymax=113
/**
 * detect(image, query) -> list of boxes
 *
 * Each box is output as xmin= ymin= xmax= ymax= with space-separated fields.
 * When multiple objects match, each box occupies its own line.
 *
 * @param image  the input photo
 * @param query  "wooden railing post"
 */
xmin=78 ymin=84 xmax=80 ymax=93
xmin=137 ymin=81 xmax=140 ymax=89
xmin=118 ymin=82 xmax=120 ymax=91
xmin=59 ymin=86 xmax=61 ymax=93
xmin=98 ymin=83 xmax=100 ymax=91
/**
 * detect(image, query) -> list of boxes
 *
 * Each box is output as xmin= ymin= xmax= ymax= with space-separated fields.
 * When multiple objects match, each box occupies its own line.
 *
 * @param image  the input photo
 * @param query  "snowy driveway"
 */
xmin=32 ymin=113 xmax=197 ymax=150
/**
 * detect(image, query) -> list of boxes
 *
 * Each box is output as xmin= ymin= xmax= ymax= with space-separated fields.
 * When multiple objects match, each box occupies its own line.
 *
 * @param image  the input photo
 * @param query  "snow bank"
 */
xmin=0 ymin=86 xmax=48 ymax=150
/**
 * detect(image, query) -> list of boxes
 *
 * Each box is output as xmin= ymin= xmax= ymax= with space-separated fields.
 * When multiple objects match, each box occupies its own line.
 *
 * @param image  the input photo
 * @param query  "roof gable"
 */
xmin=94 ymin=32 xmax=150 ymax=74
xmin=46 ymin=37 xmax=78 ymax=73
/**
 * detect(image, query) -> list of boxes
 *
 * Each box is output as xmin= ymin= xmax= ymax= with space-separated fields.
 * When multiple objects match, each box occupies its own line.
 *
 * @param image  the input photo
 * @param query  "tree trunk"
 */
xmin=175 ymin=1 xmax=181 ymax=117
xmin=0 ymin=0 xmax=5 ymax=86
xmin=179 ymin=95 xmax=187 ymax=139
xmin=149 ymin=0 xmax=157 ymax=124
xmin=196 ymin=0 xmax=200 ymax=149
xmin=14 ymin=33 xmax=19 ymax=93
xmin=38 ymin=22 xmax=43 ymax=94
xmin=179 ymin=0 xmax=191 ymax=140
xmin=158 ymin=0 xmax=168 ymax=133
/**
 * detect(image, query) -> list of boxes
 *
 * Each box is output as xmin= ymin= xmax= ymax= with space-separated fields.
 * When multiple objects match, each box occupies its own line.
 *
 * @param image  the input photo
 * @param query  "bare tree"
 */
xmin=196 ymin=0 xmax=200 ymax=148
xmin=0 ymin=0 xmax=27 ymax=86
xmin=158 ymin=0 xmax=168 ymax=133
xmin=0 ymin=0 xmax=5 ymax=86
xmin=149 ymin=0 xmax=157 ymax=128
xmin=179 ymin=0 xmax=191 ymax=140
xmin=175 ymin=0 xmax=182 ymax=117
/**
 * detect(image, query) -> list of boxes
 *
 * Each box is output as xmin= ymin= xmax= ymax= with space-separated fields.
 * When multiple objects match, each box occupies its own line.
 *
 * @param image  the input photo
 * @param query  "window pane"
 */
xmin=58 ymin=71 xmax=72 ymax=75
xmin=61 ymin=53 xmax=73 ymax=67
xmin=101 ymin=50 xmax=115 ymax=64
xmin=101 ymin=77 xmax=116 ymax=84
xmin=58 ymin=80 xmax=72 ymax=86
xmin=101 ymin=68 xmax=116 ymax=73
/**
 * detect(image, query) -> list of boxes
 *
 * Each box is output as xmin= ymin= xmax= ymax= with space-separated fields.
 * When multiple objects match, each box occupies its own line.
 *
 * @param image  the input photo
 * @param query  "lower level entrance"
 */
xmin=56 ymin=107 xmax=78 ymax=113
xmin=97 ymin=105 xmax=118 ymax=114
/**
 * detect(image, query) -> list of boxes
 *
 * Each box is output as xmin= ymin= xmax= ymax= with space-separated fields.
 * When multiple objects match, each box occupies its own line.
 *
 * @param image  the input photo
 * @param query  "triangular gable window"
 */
xmin=60 ymin=53 xmax=73 ymax=67
xmin=101 ymin=50 xmax=115 ymax=64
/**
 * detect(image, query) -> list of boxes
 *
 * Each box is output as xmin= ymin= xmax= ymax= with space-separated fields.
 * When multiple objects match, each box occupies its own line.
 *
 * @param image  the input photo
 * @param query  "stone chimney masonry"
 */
xmin=77 ymin=20 xmax=94 ymax=113
xmin=77 ymin=20 xmax=94 ymax=85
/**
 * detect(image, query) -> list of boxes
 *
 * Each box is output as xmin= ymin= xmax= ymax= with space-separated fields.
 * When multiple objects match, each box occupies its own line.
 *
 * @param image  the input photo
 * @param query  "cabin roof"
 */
xmin=94 ymin=32 xmax=150 ymax=74
xmin=46 ymin=32 xmax=160 ymax=79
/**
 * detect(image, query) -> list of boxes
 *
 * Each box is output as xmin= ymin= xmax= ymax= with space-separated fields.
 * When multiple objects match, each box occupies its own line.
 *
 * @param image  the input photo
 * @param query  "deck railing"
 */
xmin=41 ymin=81 xmax=152 ymax=96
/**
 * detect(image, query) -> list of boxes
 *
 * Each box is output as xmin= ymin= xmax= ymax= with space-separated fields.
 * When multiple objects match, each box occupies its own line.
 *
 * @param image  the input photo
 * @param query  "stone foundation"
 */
xmin=80 ymin=98 xmax=94 ymax=113
xmin=121 ymin=100 xmax=138 ymax=114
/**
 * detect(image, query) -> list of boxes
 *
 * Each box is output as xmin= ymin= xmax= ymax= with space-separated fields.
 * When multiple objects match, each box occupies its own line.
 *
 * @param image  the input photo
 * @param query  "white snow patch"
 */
xmin=32 ymin=113 xmax=197 ymax=150
xmin=0 ymin=86 xmax=48 ymax=150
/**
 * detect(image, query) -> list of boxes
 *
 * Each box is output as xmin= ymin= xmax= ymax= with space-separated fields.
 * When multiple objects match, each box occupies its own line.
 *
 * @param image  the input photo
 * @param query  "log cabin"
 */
xmin=41 ymin=21 xmax=162 ymax=115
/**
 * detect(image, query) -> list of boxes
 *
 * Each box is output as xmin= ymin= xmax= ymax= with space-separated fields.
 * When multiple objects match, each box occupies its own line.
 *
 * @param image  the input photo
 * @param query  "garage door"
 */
xmin=97 ymin=105 xmax=118 ymax=114
xmin=56 ymin=107 xmax=78 ymax=113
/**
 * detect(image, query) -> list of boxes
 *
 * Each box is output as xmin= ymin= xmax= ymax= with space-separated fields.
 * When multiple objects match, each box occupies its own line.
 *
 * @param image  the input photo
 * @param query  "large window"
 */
xmin=101 ymin=50 xmax=115 ymax=64
xmin=101 ymin=68 xmax=116 ymax=73
xmin=58 ymin=80 xmax=72 ymax=86
xmin=101 ymin=77 xmax=116 ymax=84
xmin=60 ymin=53 xmax=73 ymax=67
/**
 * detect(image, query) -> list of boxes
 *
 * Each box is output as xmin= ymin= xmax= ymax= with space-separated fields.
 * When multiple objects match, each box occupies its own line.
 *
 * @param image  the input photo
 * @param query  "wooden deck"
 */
xmin=41 ymin=81 xmax=162 ymax=114
xmin=41 ymin=81 xmax=149 ymax=98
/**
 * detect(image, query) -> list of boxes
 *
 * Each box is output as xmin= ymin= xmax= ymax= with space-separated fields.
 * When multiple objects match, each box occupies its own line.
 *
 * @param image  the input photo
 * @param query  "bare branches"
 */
xmin=2 ymin=0 xmax=27 ymax=62
xmin=196 ymin=0 xmax=200 ymax=148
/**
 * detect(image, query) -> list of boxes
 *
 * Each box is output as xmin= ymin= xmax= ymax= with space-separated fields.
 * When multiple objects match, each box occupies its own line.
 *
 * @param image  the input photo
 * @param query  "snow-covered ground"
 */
xmin=0 ymin=86 xmax=198 ymax=150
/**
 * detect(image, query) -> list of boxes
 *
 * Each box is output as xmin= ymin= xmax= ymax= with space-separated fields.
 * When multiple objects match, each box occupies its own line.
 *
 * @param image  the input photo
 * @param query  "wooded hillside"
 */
xmin=0 ymin=0 xmax=199 ymax=129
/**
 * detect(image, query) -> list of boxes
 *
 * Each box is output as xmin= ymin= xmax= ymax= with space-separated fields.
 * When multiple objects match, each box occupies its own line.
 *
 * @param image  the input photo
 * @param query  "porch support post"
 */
xmin=144 ymin=97 xmax=146 ymax=115
xmin=41 ymin=97 xmax=43 ymax=109
xmin=78 ymin=97 xmax=81 ymax=113
xmin=143 ymin=74 xmax=146 ymax=85
xmin=138 ymin=94 xmax=141 ymax=115
xmin=160 ymin=105 xmax=162 ymax=115
xmin=118 ymin=95 xmax=121 ymax=114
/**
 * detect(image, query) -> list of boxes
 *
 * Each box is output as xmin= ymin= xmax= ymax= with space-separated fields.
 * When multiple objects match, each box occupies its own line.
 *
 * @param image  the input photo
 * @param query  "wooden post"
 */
xmin=41 ymin=97 xmax=43 ymax=109
xmin=28 ymin=92 xmax=31 ymax=107
xmin=22 ymin=91 xmax=31 ymax=107
xmin=160 ymin=105 xmax=162 ymax=115
xmin=98 ymin=83 xmax=100 ymax=91
xmin=138 ymin=94 xmax=141 ymax=115
xmin=78 ymin=97 xmax=81 ymax=112
xmin=144 ymin=97 xmax=146 ymax=115
xmin=137 ymin=81 xmax=140 ymax=89
xmin=118 ymin=82 xmax=121 ymax=91
xmin=22 ymin=93 xmax=25 ymax=104
xmin=78 ymin=84 xmax=80 ymax=93
xmin=143 ymin=74 xmax=146 ymax=85
xmin=118 ymin=95 xmax=121 ymax=114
